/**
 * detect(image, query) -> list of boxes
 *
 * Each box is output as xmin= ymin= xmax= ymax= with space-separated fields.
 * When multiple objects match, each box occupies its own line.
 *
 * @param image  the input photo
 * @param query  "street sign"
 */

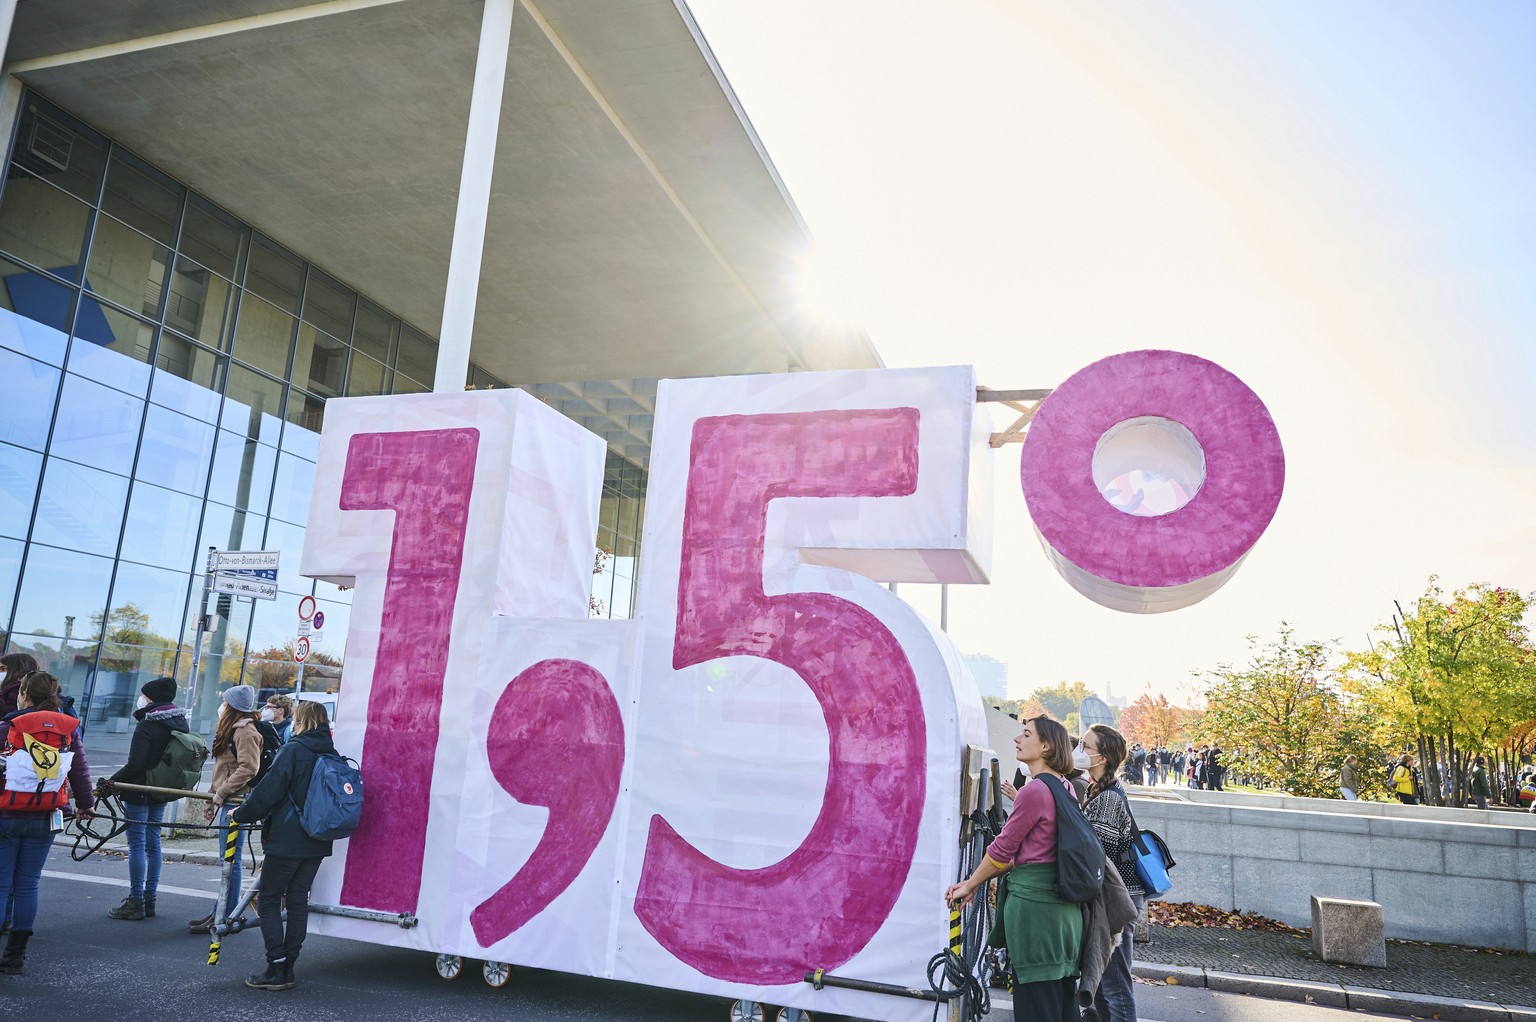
xmin=298 ymin=621 xmax=312 ymax=637
xmin=298 ymin=595 xmax=316 ymax=621
xmin=294 ymin=636 xmax=310 ymax=663
xmin=215 ymin=550 xmax=280 ymax=571
xmin=311 ymin=610 xmax=325 ymax=631
xmin=213 ymin=574 xmax=278 ymax=600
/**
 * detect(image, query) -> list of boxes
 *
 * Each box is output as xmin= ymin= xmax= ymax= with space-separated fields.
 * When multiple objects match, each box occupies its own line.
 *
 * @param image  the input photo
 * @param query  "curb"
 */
xmin=99 ymin=841 xmax=265 ymax=869
xmin=1134 ymin=961 xmax=1536 ymax=1021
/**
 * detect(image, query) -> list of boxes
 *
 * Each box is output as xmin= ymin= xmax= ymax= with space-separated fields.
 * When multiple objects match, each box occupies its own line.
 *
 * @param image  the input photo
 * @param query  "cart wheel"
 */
xmin=774 ymin=1009 xmax=812 ymax=1022
xmin=482 ymin=960 xmax=512 ymax=988
xmin=434 ymin=954 xmax=463 ymax=981
xmin=731 ymin=1000 xmax=766 ymax=1022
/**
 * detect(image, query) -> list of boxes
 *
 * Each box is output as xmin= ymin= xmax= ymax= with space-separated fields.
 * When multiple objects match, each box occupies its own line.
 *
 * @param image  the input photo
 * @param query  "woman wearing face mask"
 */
xmin=1080 ymin=724 xmax=1144 ymax=1022
xmin=0 ymin=653 xmax=40 ymax=718
xmin=189 ymin=685 xmax=263 ymax=935
xmin=262 ymin=696 xmax=294 ymax=744
xmin=104 ymin=677 xmax=190 ymax=921
xmin=946 ymin=716 xmax=1083 ymax=1022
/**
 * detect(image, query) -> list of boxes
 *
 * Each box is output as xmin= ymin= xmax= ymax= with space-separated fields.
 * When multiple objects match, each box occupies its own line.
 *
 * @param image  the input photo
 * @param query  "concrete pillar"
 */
xmin=434 ymin=0 xmax=515 ymax=393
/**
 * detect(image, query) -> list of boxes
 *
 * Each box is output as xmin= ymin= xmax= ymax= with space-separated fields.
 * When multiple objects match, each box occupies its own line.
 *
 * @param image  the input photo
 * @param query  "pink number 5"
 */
xmin=635 ymin=408 xmax=928 ymax=983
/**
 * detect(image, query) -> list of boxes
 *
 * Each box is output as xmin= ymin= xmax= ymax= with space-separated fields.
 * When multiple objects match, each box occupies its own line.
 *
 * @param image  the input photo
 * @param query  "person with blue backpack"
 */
xmin=232 ymin=698 xmax=361 ymax=992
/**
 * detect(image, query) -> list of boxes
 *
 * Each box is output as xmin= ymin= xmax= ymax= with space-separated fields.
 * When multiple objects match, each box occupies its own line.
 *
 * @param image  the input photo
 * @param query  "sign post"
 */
xmin=294 ymin=596 xmax=316 ymax=694
xmin=188 ymin=550 xmax=281 ymax=718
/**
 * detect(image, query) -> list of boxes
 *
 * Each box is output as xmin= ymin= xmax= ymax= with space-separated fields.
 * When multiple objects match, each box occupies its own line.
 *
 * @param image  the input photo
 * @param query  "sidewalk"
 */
xmin=1134 ymin=923 xmax=1536 ymax=1021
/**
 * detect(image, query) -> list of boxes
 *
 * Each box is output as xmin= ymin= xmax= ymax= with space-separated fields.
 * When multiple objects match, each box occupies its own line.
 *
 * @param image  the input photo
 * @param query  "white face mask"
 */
xmin=1072 ymin=745 xmax=1093 ymax=772
xmin=260 ymin=707 xmax=276 ymax=722
xmin=137 ymin=694 xmax=152 ymax=710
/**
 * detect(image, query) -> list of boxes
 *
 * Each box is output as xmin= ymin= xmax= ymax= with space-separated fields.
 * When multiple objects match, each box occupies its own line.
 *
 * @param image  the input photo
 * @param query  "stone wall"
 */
xmin=1129 ymin=793 xmax=1536 ymax=952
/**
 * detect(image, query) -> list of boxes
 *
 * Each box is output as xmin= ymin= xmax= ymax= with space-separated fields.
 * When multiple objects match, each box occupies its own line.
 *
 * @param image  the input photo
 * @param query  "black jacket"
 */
xmin=111 ymin=704 xmax=190 ymax=805
xmin=232 ymin=727 xmax=336 ymax=860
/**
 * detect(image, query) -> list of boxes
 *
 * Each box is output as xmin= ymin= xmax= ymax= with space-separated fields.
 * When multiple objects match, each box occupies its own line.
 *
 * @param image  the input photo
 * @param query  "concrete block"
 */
xmin=1164 ymin=816 xmax=1235 ymax=857
xmin=1299 ymin=828 xmax=1371 ymax=867
xmin=1369 ymin=831 xmax=1445 ymax=874
xmin=1205 ymin=970 xmax=1349 ymax=1007
xmin=1445 ymin=841 xmax=1520 ymax=878
xmin=1374 ymin=871 xmax=1524 ymax=949
xmin=1131 ymin=962 xmax=1205 ymax=987
xmin=1344 ymin=986 xmax=1510 ymax=1022
xmin=1524 ymin=883 xmax=1536 ymax=953
xmin=1310 ymin=896 xmax=1386 ymax=968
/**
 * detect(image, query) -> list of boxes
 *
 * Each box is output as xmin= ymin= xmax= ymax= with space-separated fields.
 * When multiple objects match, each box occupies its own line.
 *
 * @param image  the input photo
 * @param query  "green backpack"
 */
xmin=143 ymin=730 xmax=210 ymax=799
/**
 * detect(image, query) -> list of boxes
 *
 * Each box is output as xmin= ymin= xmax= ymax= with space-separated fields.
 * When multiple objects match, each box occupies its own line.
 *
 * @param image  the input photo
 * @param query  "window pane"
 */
xmin=244 ymin=234 xmax=303 ymax=314
xmin=13 ymin=97 xmax=108 ymax=203
xmin=0 ymin=443 xmax=42 ymax=541
xmin=345 ymin=352 xmax=387 ymax=397
xmin=197 ymin=506 xmax=266 ymax=568
xmin=0 ymin=536 xmax=20 ymax=624
xmin=178 ymin=194 xmax=246 ymax=281
xmin=270 ymin=453 xmax=315 ymax=526
xmin=301 ymin=267 xmax=354 ymax=340
xmin=48 ymin=374 xmax=142 ymax=474
xmin=0 ymin=348 xmax=61 ymax=451
xmin=396 ymin=324 xmax=436 ymax=385
xmin=152 ymin=333 xmax=225 ymax=422
xmin=309 ymin=597 xmax=348 ymax=661
xmin=165 ymin=256 xmax=234 ymax=349
xmin=136 ymin=404 xmax=216 ymax=495
xmin=85 ymin=214 xmax=172 ymax=320
xmin=0 ymin=169 xmax=91 ymax=285
xmin=261 ymin=518 xmax=306 ymax=594
xmin=294 ymin=323 xmax=346 ymax=397
xmin=68 ymin=302 xmax=155 ymax=396
xmin=208 ymin=429 xmax=276 ymax=515
xmin=352 ymin=299 xmax=395 ymax=363
xmin=120 ymin=480 xmax=203 ymax=573
xmin=281 ymin=391 xmax=325 ymax=452
xmin=390 ymin=372 xmax=428 ymax=396
xmin=100 ymin=149 xmax=182 ymax=246
xmin=230 ymin=294 xmax=294 ymax=377
xmin=31 ymin=459 xmax=130 ymax=556
xmin=104 ymin=560 xmax=191 ymax=650
xmin=222 ymin=364 xmax=285 ymax=445
xmin=84 ymin=645 xmax=185 ymax=725
xmin=0 ymin=255 xmax=72 ymax=364
xmin=7 ymin=632 xmax=102 ymax=701
xmin=11 ymin=544 xmax=115 ymax=638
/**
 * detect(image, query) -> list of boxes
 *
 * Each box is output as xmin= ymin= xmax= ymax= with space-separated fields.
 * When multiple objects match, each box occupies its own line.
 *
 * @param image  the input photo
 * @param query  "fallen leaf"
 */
xmin=1167 ymin=976 xmax=1179 ymax=985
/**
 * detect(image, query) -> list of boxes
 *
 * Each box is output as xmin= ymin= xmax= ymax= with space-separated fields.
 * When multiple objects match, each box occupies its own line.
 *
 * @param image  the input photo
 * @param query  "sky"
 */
xmin=686 ymin=0 xmax=1536 ymax=705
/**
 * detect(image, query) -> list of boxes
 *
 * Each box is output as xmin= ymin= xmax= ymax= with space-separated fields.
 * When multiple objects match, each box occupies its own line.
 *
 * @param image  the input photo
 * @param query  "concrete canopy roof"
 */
xmin=8 ymin=0 xmax=880 ymax=389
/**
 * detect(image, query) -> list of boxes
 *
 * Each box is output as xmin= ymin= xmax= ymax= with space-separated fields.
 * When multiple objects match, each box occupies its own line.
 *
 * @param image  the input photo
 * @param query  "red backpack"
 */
xmin=1 ymin=710 xmax=77 ymax=812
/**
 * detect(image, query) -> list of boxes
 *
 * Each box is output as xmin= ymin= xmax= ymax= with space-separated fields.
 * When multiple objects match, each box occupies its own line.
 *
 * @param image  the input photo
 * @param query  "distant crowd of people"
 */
xmin=1117 ymin=743 xmax=1233 ymax=790
xmin=1342 ymin=751 xmax=1536 ymax=811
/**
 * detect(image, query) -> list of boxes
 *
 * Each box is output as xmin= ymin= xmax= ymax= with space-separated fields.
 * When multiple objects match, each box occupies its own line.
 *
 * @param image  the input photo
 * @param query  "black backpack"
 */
xmin=1039 ymin=774 xmax=1105 ymax=904
xmin=252 ymin=720 xmax=282 ymax=783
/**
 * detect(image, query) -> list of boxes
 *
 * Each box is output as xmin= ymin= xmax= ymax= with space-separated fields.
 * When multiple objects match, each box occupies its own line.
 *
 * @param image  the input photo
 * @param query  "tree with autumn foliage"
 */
xmin=1341 ymin=579 xmax=1536 ymax=807
xmin=1119 ymin=693 xmax=1195 ymax=748
xmin=1193 ymin=626 xmax=1382 ymax=798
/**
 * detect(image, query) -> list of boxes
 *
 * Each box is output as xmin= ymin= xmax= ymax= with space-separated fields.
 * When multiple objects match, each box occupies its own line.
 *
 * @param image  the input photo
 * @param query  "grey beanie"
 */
xmin=223 ymin=684 xmax=257 ymax=713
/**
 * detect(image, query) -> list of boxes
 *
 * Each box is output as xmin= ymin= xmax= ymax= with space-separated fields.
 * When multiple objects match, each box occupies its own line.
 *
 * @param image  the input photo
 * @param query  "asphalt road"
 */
xmin=10 ymin=847 xmax=1413 ymax=1022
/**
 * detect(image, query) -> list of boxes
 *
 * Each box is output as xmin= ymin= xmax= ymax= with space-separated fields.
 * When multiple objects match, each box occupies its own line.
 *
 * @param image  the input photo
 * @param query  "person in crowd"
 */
xmin=233 ymin=699 xmax=338 ymax=991
xmin=946 ymin=716 xmax=1082 ymax=1022
xmin=1391 ymin=753 xmax=1420 ymax=805
xmin=1469 ymin=755 xmax=1491 ymax=811
xmin=105 ymin=676 xmax=188 ymax=921
xmin=1208 ymin=743 xmax=1225 ymax=791
xmin=263 ymin=695 xmax=295 ymax=744
xmin=1080 ymin=724 xmax=1143 ymax=1022
xmin=0 ymin=672 xmax=94 ymax=973
xmin=1339 ymin=755 xmax=1360 ymax=801
xmin=1066 ymin=733 xmax=1092 ymax=804
xmin=189 ymin=684 xmax=263 ymax=935
xmin=0 ymin=653 xmax=39 ymax=718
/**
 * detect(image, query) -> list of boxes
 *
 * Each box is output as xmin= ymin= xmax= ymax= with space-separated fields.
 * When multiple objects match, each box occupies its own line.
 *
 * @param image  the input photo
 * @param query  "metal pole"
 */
xmin=208 ymin=810 xmax=240 ymax=965
xmin=940 ymin=583 xmax=949 ymax=632
xmin=186 ymin=547 xmax=216 ymax=716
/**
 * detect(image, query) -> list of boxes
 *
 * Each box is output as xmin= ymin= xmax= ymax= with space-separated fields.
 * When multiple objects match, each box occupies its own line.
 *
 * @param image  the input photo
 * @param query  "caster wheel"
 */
xmin=434 ymin=954 xmax=462 ymax=981
xmin=731 ymin=1000 xmax=766 ymax=1022
xmin=774 ymin=1009 xmax=812 ymax=1022
xmin=482 ymin=960 xmax=512 ymax=988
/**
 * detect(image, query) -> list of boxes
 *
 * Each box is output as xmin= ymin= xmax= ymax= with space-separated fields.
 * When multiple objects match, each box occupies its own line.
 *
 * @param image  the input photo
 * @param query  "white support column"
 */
xmin=434 ymin=0 xmax=515 ymax=393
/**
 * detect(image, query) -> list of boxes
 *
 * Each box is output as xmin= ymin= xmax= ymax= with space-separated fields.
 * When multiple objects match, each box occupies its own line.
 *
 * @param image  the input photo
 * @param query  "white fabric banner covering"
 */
xmin=296 ymin=370 xmax=992 ymax=1022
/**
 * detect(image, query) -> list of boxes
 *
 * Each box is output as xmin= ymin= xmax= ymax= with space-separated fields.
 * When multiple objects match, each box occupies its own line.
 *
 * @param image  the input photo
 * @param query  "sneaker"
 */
xmin=107 ymin=897 xmax=145 ymax=921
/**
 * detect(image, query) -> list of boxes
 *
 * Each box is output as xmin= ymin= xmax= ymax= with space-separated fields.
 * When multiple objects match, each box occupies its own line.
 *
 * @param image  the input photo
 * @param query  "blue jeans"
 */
xmin=122 ymin=801 xmax=166 ymax=901
xmin=1094 ymin=894 xmax=1145 ymax=1022
xmin=210 ymin=805 xmax=246 ymax=919
xmin=0 ymin=814 xmax=58 ymax=932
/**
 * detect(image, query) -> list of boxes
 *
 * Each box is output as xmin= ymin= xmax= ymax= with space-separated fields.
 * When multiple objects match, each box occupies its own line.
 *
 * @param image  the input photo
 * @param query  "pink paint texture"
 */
xmin=635 ymin=409 xmax=928 ymax=984
xmin=337 ymin=428 xmax=480 ymax=914
xmin=472 ymin=658 xmax=626 ymax=946
xmin=1020 ymin=350 xmax=1285 ymax=587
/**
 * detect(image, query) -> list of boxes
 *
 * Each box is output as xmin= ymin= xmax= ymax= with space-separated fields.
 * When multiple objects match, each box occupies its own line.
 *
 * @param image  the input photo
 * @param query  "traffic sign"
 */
xmin=294 ymin=636 xmax=311 ymax=663
xmin=213 ymin=575 xmax=278 ymax=601
xmin=298 ymin=621 xmax=311 ymax=637
xmin=216 ymin=550 xmax=280 ymax=571
xmin=298 ymin=595 xmax=316 ymax=621
xmin=311 ymin=610 xmax=325 ymax=631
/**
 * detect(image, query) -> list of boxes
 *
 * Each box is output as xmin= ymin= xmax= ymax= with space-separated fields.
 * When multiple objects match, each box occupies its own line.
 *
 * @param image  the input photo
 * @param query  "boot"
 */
xmin=143 ymin=895 xmax=156 ymax=918
xmin=107 ymin=897 xmax=145 ymax=921
xmin=188 ymin=912 xmax=213 ymax=935
xmin=245 ymin=957 xmax=294 ymax=991
xmin=0 ymin=930 xmax=30 ymax=975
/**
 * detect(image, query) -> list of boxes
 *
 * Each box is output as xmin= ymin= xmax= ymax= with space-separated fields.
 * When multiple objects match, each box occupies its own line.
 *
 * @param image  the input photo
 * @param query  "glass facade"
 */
xmin=0 ymin=91 xmax=646 ymax=735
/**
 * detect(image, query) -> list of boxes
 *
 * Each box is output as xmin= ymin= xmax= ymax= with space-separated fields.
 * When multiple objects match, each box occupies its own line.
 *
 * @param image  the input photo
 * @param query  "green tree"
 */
xmin=1027 ymin=681 xmax=1099 ymax=724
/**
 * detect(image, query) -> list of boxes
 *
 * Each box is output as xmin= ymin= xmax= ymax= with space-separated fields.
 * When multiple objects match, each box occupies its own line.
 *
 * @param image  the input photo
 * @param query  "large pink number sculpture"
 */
xmin=634 ymin=408 xmax=929 ymax=983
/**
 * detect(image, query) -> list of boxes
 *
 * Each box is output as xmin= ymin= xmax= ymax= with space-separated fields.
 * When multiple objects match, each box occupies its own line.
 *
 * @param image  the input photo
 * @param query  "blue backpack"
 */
xmin=289 ymin=752 xmax=364 ymax=841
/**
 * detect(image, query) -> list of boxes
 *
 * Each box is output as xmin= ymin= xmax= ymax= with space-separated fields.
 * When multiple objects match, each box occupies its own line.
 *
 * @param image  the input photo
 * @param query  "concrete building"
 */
xmin=0 ymin=0 xmax=878 ymax=729
xmin=962 ymin=653 xmax=1009 ymax=702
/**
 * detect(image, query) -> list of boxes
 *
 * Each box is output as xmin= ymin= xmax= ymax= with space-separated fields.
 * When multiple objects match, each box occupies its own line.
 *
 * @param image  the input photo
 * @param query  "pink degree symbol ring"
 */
xmin=1019 ymin=349 xmax=1285 ymax=613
